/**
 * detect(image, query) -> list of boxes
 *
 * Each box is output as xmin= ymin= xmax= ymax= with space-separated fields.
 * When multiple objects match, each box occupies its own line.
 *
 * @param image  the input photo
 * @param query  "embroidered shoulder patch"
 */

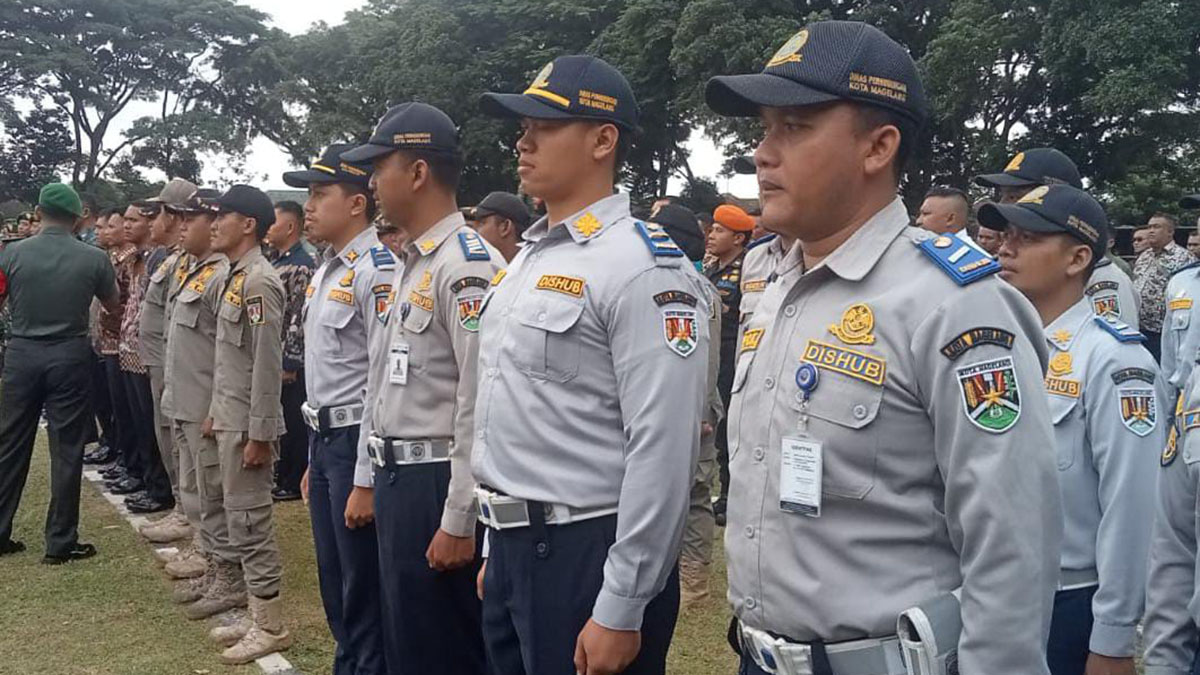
xmin=246 ymin=296 xmax=265 ymax=326
xmin=742 ymin=279 xmax=768 ymax=293
xmin=491 ymin=269 xmax=507 ymax=287
xmin=1111 ymin=367 xmax=1155 ymax=386
xmin=458 ymin=231 xmax=491 ymax=261
xmin=328 ymin=289 xmax=354 ymax=305
xmin=373 ymin=284 xmax=392 ymax=324
xmin=653 ymin=290 xmax=698 ymax=307
xmin=224 ymin=272 xmax=246 ymax=307
xmin=801 ymin=339 xmax=886 ymax=386
xmin=956 ymin=356 xmax=1021 ymax=433
xmin=914 ymin=237 xmax=999 ymax=286
xmin=1086 ymin=280 xmax=1118 ymax=296
xmin=634 ymin=220 xmax=685 ymax=258
xmin=940 ymin=327 xmax=1015 ymax=360
xmin=457 ymin=293 xmax=484 ymax=332
xmin=1118 ymin=387 xmax=1157 ymax=437
xmin=741 ymin=328 xmax=765 ymax=353
xmin=1044 ymin=376 xmax=1081 ymax=398
xmin=662 ymin=309 xmax=698 ymax=357
xmin=536 ymin=274 xmax=585 ymax=298
xmin=409 ymin=290 xmax=435 ymax=312
xmin=450 ymin=276 xmax=490 ymax=294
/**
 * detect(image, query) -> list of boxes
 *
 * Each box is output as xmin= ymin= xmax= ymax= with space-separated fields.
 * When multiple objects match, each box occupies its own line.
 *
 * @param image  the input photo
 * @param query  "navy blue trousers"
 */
xmin=308 ymin=427 xmax=386 ymax=675
xmin=482 ymin=514 xmax=680 ymax=675
xmin=1047 ymin=585 xmax=1098 ymax=675
xmin=374 ymin=461 xmax=485 ymax=675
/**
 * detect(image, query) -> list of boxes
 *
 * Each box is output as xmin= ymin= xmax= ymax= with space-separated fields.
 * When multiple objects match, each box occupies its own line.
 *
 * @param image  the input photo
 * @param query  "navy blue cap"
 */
xmin=1181 ymin=194 xmax=1200 ymax=209
xmin=648 ymin=203 xmax=704 ymax=262
xmin=341 ymin=102 xmax=459 ymax=163
xmin=215 ymin=184 xmax=276 ymax=228
xmin=705 ymin=21 xmax=928 ymax=125
xmin=732 ymin=155 xmax=756 ymax=175
xmin=978 ymin=184 xmax=1109 ymax=257
xmin=974 ymin=148 xmax=1083 ymax=189
xmin=480 ymin=55 xmax=639 ymax=131
xmin=283 ymin=143 xmax=373 ymax=189
xmin=473 ymin=191 xmax=532 ymax=230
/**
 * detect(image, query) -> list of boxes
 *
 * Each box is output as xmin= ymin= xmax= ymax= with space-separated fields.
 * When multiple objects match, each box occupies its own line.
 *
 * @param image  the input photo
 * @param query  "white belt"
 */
xmin=474 ymin=487 xmax=619 ymax=530
xmin=300 ymin=401 xmax=363 ymax=432
xmin=740 ymin=623 xmax=907 ymax=675
xmin=366 ymin=434 xmax=451 ymax=466
xmin=1059 ymin=567 xmax=1099 ymax=591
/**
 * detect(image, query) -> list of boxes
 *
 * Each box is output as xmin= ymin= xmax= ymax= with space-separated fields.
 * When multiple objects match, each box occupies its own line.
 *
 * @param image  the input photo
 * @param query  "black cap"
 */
xmin=473 ymin=191 xmax=532 ymax=230
xmin=215 ymin=185 xmax=276 ymax=228
xmin=732 ymin=155 xmax=756 ymax=175
xmin=974 ymin=148 xmax=1082 ymax=189
xmin=705 ymin=21 xmax=928 ymax=125
xmin=341 ymin=102 xmax=460 ymax=163
xmin=283 ymin=144 xmax=373 ymax=189
xmin=649 ymin=204 xmax=704 ymax=262
xmin=1180 ymin=194 xmax=1200 ymax=209
xmin=480 ymin=55 xmax=639 ymax=132
xmin=170 ymin=188 xmax=222 ymax=215
xmin=978 ymin=184 xmax=1108 ymax=257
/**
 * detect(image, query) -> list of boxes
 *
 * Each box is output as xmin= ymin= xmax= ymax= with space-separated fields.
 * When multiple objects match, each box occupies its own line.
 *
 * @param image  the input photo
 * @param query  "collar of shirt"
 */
xmin=229 ymin=244 xmax=265 ymax=275
xmin=334 ymin=225 xmax=385 ymax=268
xmin=111 ymin=244 xmax=137 ymax=264
xmin=405 ymin=210 xmax=466 ymax=259
xmin=779 ymin=196 xmax=908 ymax=281
xmin=38 ymin=225 xmax=72 ymax=237
xmin=521 ymin=192 xmax=629 ymax=246
xmin=1044 ymin=298 xmax=1093 ymax=351
xmin=193 ymin=250 xmax=225 ymax=270
xmin=273 ymin=241 xmax=308 ymax=267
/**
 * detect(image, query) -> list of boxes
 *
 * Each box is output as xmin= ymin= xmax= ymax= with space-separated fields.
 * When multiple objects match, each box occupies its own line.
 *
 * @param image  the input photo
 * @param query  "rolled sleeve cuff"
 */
xmin=592 ymin=588 xmax=649 ymax=632
xmin=353 ymin=460 xmax=375 ymax=488
xmin=440 ymin=504 xmax=477 ymax=538
xmin=248 ymin=416 xmax=281 ymax=442
xmin=1089 ymin=620 xmax=1137 ymax=657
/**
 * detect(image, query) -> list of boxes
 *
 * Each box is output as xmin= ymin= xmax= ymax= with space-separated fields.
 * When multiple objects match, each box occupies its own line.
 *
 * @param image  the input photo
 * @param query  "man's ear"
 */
xmin=591 ymin=123 xmax=620 ymax=165
xmin=862 ymin=123 xmax=901 ymax=180
xmin=498 ymin=218 xmax=515 ymax=238
xmin=244 ymin=216 xmax=258 ymax=238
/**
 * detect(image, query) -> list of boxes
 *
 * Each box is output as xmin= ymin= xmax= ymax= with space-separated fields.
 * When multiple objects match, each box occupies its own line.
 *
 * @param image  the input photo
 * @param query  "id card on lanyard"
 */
xmin=780 ymin=362 xmax=822 ymax=517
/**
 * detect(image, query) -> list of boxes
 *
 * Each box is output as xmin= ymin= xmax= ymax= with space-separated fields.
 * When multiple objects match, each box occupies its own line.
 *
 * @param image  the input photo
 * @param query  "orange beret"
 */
xmin=713 ymin=204 xmax=756 ymax=232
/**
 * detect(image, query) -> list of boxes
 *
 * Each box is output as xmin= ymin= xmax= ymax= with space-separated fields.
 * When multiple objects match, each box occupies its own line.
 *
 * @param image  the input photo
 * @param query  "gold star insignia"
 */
xmin=1052 ymin=329 xmax=1072 ymax=344
xmin=418 ymin=239 xmax=436 ymax=253
xmin=574 ymin=213 xmax=603 ymax=238
xmin=345 ymin=250 xmax=359 ymax=263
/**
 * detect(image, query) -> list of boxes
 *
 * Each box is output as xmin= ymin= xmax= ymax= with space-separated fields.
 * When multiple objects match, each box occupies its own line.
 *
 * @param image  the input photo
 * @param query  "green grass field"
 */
xmin=0 ymin=435 xmax=737 ymax=674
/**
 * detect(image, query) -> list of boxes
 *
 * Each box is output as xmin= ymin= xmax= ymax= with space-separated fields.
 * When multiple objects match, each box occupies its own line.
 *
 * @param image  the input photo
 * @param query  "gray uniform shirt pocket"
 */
xmin=400 ymin=304 xmax=434 ymax=373
xmin=789 ymin=371 xmax=883 ymax=499
xmin=173 ymin=293 xmax=202 ymax=328
xmin=514 ymin=297 xmax=585 ymax=383
xmin=1049 ymin=394 xmax=1081 ymax=470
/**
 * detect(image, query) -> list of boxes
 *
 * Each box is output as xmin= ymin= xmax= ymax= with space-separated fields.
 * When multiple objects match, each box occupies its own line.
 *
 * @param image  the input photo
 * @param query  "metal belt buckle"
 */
xmin=475 ymin=488 xmax=500 ymax=528
xmin=367 ymin=439 xmax=385 ymax=468
xmin=407 ymin=441 xmax=428 ymax=461
xmin=330 ymin=406 xmax=352 ymax=428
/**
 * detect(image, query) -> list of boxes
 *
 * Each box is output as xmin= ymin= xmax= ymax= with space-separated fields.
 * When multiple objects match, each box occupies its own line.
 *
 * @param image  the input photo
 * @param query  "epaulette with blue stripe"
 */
xmin=370 ymin=245 xmax=396 ymax=269
xmin=1171 ymin=260 xmax=1200 ymax=278
xmin=914 ymin=235 xmax=999 ymax=286
xmin=746 ymin=233 xmax=777 ymax=250
xmin=635 ymin=220 xmax=685 ymax=259
xmin=458 ymin=231 xmax=491 ymax=261
xmin=1093 ymin=315 xmax=1145 ymax=343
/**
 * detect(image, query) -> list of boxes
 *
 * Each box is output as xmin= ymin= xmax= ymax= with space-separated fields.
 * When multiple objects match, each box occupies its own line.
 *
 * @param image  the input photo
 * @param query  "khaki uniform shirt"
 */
xmin=162 ymin=252 xmax=228 ymax=422
xmin=139 ymin=247 xmax=186 ymax=368
xmin=209 ymin=247 xmax=285 ymax=441
xmin=726 ymin=198 xmax=1061 ymax=673
xmin=363 ymin=213 xmax=502 ymax=537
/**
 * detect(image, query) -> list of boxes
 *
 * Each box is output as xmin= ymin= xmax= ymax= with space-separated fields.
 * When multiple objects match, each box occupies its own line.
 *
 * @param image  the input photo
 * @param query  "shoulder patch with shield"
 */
xmin=1117 ymin=387 xmax=1157 ymax=436
xmin=373 ymin=284 xmax=393 ymax=324
xmin=246 ymin=296 xmax=265 ymax=326
xmin=955 ymin=356 xmax=1021 ymax=433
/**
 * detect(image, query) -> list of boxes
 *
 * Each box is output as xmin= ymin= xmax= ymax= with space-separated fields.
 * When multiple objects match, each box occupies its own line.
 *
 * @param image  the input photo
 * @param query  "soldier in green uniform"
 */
xmin=0 ymin=183 xmax=120 ymax=563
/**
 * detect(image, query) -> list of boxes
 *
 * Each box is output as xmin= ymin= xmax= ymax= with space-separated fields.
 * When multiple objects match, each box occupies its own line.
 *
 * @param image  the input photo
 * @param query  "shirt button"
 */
xmin=764 ymin=377 xmax=775 ymax=390
xmin=487 ymin=367 xmax=498 ymax=377
xmin=784 ymin=305 xmax=796 ymax=317
xmin=744 ymin=525 xmax=755 ymax=539
xmin=745 ymin=597 xmax=757 ymax=609
xmin=853 ymin=404 xmax=868 ymax=420
xmin=537 ymin=312 xmax=547 ymax=322
xmin=502 ymin=307 xmax=511 ymax=316
xmin=476 ymin=430 xmax=485 ymax=439
xmin=753 ymin=447 xmax=765 ymax=461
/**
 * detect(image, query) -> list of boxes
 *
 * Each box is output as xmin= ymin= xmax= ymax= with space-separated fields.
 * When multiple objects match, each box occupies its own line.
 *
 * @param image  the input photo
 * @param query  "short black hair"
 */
xmin=101 ymin=206 xmax=124 ymax=218
xmin=335 ymin=183 xmax=378 ymax=222
xmin=1151 ymin=211 xmax=1178 ymax=228
xmin=855 ymin=104 xmax=915 ymax=182
xmin=274 ymin=200 xmax=304 ymax=225
xmin=399 ymin=149 xmax=463 ymax=192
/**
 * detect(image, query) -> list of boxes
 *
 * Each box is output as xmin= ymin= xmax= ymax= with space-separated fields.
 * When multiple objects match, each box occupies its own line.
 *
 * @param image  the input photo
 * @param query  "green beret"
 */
xmin=38 ymin=182 xmax=83 ymax=218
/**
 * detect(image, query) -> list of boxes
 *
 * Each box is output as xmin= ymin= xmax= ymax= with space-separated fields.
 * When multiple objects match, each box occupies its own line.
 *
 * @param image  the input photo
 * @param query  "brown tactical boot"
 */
xmin=140 ymin=511 xmax=193 ymax=543
xmin=679 ymin=559 xmax=711 ymax=607
xmin=219 ymin=594 xmax=292 ymax=664
xmin=172 ymin=559 xmax=216 ymax=604
xmin=208 ymin=612 xmax=252 ymax=648
xmin=164 ymin=548 xmax=207 ymax=579
xmin=183 ymin=561 xmax=247 ymax=620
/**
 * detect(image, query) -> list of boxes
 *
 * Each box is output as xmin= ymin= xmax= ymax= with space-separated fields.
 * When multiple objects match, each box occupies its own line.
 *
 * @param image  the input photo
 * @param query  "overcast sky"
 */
xmin=138 ymin=0 xmax=758 ymax=199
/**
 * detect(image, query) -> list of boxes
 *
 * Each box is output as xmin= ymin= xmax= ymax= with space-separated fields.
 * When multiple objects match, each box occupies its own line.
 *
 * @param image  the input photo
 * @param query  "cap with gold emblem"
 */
xmin=974 ymin=147 xmax=1083 ymax=189
xmin=341 ymin=102 xmax=460 ymax=163
xmin=978 ymin=183 xmax=1109 ymax=257
xmin=480 ymin=55 xmax=639 ymax=131
xmin=705 ymin=20 xmax=928 ymax=125
xmin=282 ymin=143 xmax=372 ymax=189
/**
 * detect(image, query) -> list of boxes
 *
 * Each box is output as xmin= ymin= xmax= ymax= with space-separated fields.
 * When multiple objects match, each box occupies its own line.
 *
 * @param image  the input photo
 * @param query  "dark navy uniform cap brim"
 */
xmin=340 ymin=143 xmax=397 ymax=163
xmin=1181 ymin=194 xmax=1200 ymax=209
xmin=978 ymin=202 xmax=1062 ymax=234
xmin=705 ymin=72 xmax=842 ymax=117
xmin=281 ymin=169 xmax=342 ymax=189
xmin=973 ymin=172 xmax=1040 ymax=189
xmin=480 ymin=92 xmax=576 ymax=121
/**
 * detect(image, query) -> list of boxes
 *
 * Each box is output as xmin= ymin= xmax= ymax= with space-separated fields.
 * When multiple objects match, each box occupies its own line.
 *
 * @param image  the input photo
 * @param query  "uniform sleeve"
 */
xmin=354 ymin=263 xmax=398 ymax=488
xmin=281 ymin=264 xmax=312 ymax=373
xmin=1084 ymin=347 xmax=1163 ymax=656
xmin=247 ymin=272 xmax=285 ymax=442
xmin=1162 ymin=278 xmax=1181 ymax=393
xmin=910 ymin=280 xmax=1062 ymax=674
xmin=1143 ymin=405 xmax=1199 ymax=675
xmin=592 ymin=265 xmax=709 ymax=631
xmin=706 ymin=284 xmax=725 ymax=426
xmin=436 ymin=257 xmax=503 ymax=537
xmin=1120 ymin=275 xmax=1141 ymax=328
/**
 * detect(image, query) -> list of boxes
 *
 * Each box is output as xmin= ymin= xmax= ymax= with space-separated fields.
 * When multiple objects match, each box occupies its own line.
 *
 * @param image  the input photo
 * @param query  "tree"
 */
xmin=0 ymin=106 xmax=75 ymax=203
xmin=0 ymin=0 xmax=275 ymax=189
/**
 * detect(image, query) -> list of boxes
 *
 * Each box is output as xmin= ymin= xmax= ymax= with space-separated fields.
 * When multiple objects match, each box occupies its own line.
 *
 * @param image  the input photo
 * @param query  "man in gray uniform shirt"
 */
xmin=706 ymin=21 xmax=1061 ymax=675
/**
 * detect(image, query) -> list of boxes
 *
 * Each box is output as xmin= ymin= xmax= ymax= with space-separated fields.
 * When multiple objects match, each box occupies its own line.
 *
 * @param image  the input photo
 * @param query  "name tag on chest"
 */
xmin=389 ymin=342 xmax=410 ymax=385
xmin=780 ymin=436 xmax=823 ymax=517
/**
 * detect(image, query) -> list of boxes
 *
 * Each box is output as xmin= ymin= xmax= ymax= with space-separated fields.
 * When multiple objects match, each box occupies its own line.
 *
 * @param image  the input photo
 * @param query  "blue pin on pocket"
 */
xmin=795 ymin=362 xmax=819 ymax=399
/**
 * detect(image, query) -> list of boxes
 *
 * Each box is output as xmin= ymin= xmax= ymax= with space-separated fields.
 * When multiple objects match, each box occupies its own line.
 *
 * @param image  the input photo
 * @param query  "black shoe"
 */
xmin=42 ymin=543 xmax=97 ymax=565
xmin=109 ymin=477 xmax=145 ymax=495
xmin=126 ymin=496 xmax=171 ymax=514
xmin=100 ymin=465 xmax=126 ymax=479
xmin=272 ymin=488 xmax=302 ymax=502
xmin=715 ymin=511 xmax=727 ymax=527
xmin=84 ymin=446 xmax=116 ymax=465
xmin=0 ymin=539 xmax=25 ymax=556
xmin=122 ymin=491 xmax=147 ymax=505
